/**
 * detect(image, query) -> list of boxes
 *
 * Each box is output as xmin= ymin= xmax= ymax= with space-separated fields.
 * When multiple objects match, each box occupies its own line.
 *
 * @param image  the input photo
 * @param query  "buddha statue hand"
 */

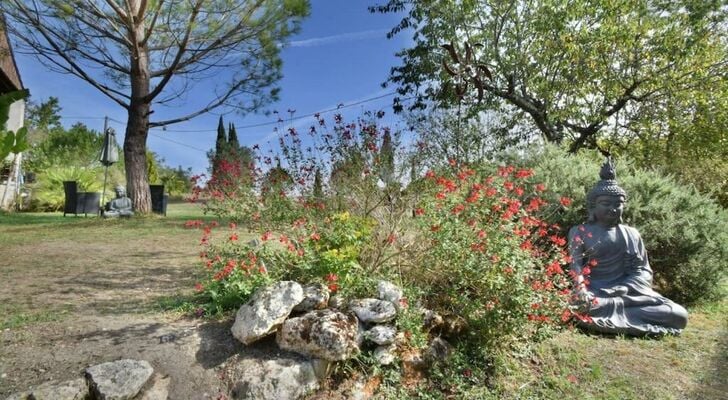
xmin=600 ymin=285 xmax=628 ymax=297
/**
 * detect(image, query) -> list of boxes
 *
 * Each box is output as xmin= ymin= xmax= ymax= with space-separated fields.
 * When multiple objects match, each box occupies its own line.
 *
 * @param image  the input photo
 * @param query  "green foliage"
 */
xmin=193 ymin=211 xmax=376 ymax=314
xmin=512 ymin=145 xmax=728 ymax=304
xmin=157 ymin=165 xmax=193 ymax=197
xmin=31 ymin=166 xmax=102 ymax=211
xmin=24 ymin=123 xmax=107 ymax=173
xmin=374 ymin=0 xmax=727 ymax=152
xmin=0 ymin=90 xmax=30 ymax=160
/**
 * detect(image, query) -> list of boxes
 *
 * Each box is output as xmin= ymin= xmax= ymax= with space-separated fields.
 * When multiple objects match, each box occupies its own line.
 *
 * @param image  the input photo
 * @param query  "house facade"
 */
xmin=0 ymin=18 xmax=26 ymax=210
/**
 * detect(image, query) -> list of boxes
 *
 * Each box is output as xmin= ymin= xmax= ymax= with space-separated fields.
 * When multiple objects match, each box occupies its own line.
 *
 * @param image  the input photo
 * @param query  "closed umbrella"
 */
xmin=99 ymin=127 xmax=119 ymax=209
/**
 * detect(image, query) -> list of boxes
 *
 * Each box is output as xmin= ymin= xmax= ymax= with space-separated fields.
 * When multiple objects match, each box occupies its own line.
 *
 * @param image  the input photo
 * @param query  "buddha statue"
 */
xmin=567 ymin=159 xmax=688 ymax=336
xmin=104 ymin=184 xmax=134 ymax=218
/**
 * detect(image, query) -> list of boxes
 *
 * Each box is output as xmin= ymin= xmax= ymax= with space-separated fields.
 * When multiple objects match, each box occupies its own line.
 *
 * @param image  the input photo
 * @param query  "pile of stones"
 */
xmin=225 ymin=280 xmax=455 ymax=399
xmin=6 ymin=280 xmax=457 ymax=400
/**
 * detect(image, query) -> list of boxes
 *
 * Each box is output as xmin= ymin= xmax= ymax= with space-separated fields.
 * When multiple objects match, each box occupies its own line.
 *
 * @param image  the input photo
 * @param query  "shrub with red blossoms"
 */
xmin=413 ymin=164 xmax=574 ymax=347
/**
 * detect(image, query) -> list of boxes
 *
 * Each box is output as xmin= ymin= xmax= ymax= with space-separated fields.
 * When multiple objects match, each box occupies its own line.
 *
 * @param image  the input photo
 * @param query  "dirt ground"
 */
xmin=0 ymin=215 xmax=270 ymax=398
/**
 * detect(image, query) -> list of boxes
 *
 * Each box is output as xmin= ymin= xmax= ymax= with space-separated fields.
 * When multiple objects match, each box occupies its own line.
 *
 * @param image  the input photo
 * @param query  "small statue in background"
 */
xmin=104 ymin=184 xmax=134 ymax=218
xmin=568 ymin=159 xmax=688 ymax=336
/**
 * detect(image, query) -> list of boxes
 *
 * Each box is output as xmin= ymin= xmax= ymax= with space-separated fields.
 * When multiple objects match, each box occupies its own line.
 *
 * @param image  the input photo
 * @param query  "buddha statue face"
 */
xmin=114 ymin=186 xmax=126 ymax=198
xmin=590 ymin=195 xmax=625 ymax=227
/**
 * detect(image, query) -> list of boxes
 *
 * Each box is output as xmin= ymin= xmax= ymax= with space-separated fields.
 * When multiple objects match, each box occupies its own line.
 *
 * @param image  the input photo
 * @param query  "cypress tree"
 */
xmin=228 ymin=122 xmax=240 ymax=149
xmin=211 ymin=116 xmax=227 ymax=180
xmin=313 ymin=167 xmax=323 ymax=199
xmin=379 ymin=130 xmax=395 ymax=185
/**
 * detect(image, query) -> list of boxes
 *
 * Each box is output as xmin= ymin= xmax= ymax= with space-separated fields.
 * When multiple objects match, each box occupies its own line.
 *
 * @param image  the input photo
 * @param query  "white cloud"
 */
xmin=286 ymin=29 xmax=388 ymax=48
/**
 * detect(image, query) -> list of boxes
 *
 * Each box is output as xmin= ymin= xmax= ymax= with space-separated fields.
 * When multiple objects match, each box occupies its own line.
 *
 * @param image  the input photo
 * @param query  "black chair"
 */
xmin=63 ymin=181 xmax=78 ymax=216
xmin=63 ymin=181 xmax=100 ymax=217
xmin=150 ymin=184 xmax=168 ymax=216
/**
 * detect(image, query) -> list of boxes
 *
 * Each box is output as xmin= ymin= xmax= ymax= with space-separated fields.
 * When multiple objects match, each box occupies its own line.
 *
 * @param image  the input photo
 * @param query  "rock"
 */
xmin=139 ymin=374 xmax=170 ymax=400
xmin=231 ymin=281 xmax=304 ymax=345
xmin=277 ymin=309 xmax=360 ymax=361
xmin=292 ymin=283 xmax=329 ymax=312
xmin=364 ymin=325 xmax=397 ymax=345
xmin=85 ymin=359 xmax=154 ymax=400
xmin=426 ymin=337 xmax=454 ymax=362
xmin=4 ymin=392 xmax=30 ymax=400
xmin=377 ymin=281 xmax=404 ymax=309
xmin=230 ymin=357 xmax=318 ymax=400
xmin=28 ymin=378 xmax=89 ymax=400
xmin=328 ymin=295 xmax=346 ymax=309
xmin=349 ymin=299 xmax=397 ymax=324
xmin=311 ymin=359 xmax=331 ymax=380
xmin=373 ymin=343 xmax=397 ymax=365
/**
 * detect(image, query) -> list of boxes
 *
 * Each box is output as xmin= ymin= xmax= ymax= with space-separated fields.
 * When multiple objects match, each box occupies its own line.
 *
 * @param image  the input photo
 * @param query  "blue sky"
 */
xmin=13 ymin=1 xmax=410 ymax=176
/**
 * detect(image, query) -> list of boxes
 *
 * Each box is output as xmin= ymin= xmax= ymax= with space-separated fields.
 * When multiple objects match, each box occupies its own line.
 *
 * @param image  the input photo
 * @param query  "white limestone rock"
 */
xmin=377 ymin=281 xmax=404 ymax=309
xmin=364 ymin=325 xmax=397 ymax=345
xmin=231 ymin=281 xmax=304 ymax=345
xmin=349 ymin=299 xmax=397 ymax=324
xmin=277 ymin=309 xmax=360 ymax=361
xmin=292 ymin=283 xmax=329 ymax=312
xmin=85 ymin=359 xmax=154 ymax=400
xmin=230 ymin=357 xmax=318 ymax=400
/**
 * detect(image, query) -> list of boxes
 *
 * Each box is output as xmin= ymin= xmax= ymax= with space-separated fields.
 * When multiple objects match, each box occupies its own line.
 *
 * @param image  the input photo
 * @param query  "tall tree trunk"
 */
xmin=124 ymin=3 xmax=152 ymax=213
xmin=124 ymin=102 xmax=151 ymax=213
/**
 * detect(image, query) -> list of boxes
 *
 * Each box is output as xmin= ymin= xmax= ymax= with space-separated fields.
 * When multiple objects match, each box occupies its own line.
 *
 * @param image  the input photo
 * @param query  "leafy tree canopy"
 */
xmin=372 ymin=0 xmax=727 ymax=152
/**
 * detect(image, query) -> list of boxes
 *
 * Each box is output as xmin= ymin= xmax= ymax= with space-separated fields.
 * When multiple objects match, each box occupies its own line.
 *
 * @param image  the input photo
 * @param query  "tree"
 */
xmin=212 ymin=116 xmax=227 ymax=179
xmin=1 ymin=0 xmax=310 ymax=212
xmin=371 ymin=0 xmax=727 ymax=153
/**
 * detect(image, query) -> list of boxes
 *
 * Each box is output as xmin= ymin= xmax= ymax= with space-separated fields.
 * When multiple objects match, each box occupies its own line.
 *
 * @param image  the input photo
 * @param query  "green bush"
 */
xmin=508 ymin=145 xmax=728 ymax=304
xmin=29 ymin=166 xmax=103 ymax=211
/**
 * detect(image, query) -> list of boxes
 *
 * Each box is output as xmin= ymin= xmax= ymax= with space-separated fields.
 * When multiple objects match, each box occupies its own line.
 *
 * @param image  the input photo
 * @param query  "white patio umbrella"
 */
xmin=99 ymin=127 xmax=119 ymax=208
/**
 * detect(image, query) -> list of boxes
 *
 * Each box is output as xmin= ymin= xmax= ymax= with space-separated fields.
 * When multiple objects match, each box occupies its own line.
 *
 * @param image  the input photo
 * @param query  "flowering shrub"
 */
xmin=411 ymin=164 xmax=574 ymax=347
xmin=191 ymin=222 xmax=274 ymax=314
xmin=191 ymin=211 xmax=378 ymax=314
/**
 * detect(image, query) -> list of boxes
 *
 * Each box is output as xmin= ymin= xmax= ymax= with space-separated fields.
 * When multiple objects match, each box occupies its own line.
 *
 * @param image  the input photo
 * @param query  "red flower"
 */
xmin=451 ymin=204 xmax=465 ymax=214
xmin=503 ymin=181 xmax=515 ymax=191
xmin=386 ymin=233 xmax=396 ymax=244
xmin=229 ymin=222 xmax=237 ymax=229
xmin=560 ymin=196 xmax=572 ymax=207
xmin=328 ymin=283 xmax=339 ymax=292
xmin=229 ymin=233 xmax=238 ymax=241
xmin=261 ymin=231 xmax=273 ymax=241
xmin=515 ymin=168 xmax=534 ymax=179
xmin=325 ymin=273 xmax=338 ymax=282
xmin=414 ymin=207 xmax=425 ymax=216
xmin=425 ymin=170 xmax=435 ymax=179
xmin=194 ymin=282 xmax=204 ymax=292
xmin=535 ymin=183 xmax=546 ymax=192
xmin=310 ymin=232 xmax=321 ymax=241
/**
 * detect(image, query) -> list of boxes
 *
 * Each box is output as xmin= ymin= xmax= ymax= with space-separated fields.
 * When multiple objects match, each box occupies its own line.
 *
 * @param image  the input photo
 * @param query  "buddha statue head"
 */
xmin=587 ymin=158 xmax=627 ymax=226
xmin=114 ymin=184 xmax=127 ymax=198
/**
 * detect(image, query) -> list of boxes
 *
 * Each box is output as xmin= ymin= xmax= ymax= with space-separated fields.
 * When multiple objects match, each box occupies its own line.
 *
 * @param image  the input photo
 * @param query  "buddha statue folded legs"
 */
xmin=568 ymin=159 xmax=688 ymax=336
